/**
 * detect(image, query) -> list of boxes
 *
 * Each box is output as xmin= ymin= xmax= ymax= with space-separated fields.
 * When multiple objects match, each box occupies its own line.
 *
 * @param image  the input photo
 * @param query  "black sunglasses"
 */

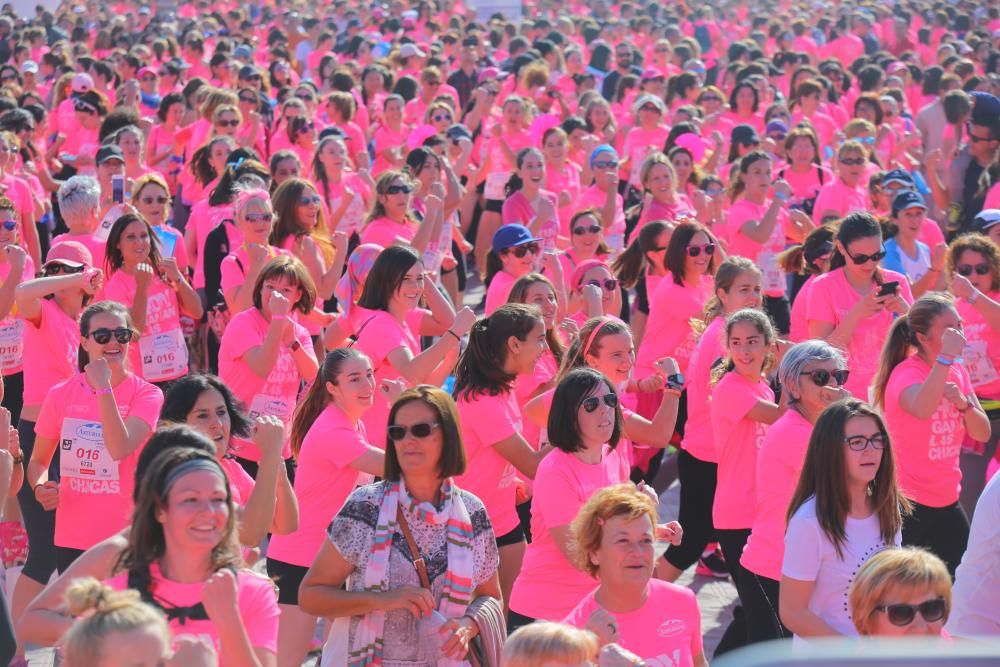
xmin=800 ymin=369 xmax=850 ymax=387
xmin=839 ymin=157 xmax=866 ymax=166
xmin=505 ymin=243 xmax=539 ymax=258
xmin=687 ymin=243 xmax=715 ymax=258
xmin=217 ymin=119 xmax=239 ymax=128
xmin=586 ymin=278 xmax=619 ymax=292
xmin=875 ymin=598 xmax=947 ymax=627
xmin=295 ymin=92 xmax=316 ymax=102
xmin=957 ymin=263 xmax=990 ymax=277
xmin=89 ymin=327 xmax=134 ymax=344
xmin=573 ymin=224 xmax=602 ymax=235
xmin=845 ymin=247 xmax=887 ymax=265
xmin=45 ymin=263 xmax=86 ymax=276
xmin=239 ymin=95 xmax=257 ymax=104
xmin=385 ymin=184 xmax=412 ymax=195
xmin=387 ymin=421 xmax=441 ymax=441
xmin=582 ymin=393 xmax=618 ymax=413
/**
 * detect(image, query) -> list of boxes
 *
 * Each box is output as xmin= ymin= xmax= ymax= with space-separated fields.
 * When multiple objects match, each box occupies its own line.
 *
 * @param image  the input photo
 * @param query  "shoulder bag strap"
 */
xmin=396 ymin=505 xmax=431 ymax=590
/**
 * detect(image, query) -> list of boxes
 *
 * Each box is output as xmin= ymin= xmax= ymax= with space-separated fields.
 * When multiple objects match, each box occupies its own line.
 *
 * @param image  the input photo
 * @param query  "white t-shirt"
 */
xmin=946 ymin=472 xmax=1000 ymax=637
xmin=781 ymin=497 xmax=900 ymax=637
xmin=898 ymin=242 xmax=931 ymax=283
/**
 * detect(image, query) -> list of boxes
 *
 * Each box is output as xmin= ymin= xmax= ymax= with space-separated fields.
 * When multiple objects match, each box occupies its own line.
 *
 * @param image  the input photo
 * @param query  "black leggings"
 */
xmin=15 ymin=418 xmax=59 ymax=585
xmin=902 ymin=501 xmax=969 ymax=576
xmin=1 ymin=371 xmax=24 ymax=425
xmin=737 ymin=566 xmax=789 ymax=644
xmin=664 ymin=450 xmax=717 ymax=571
xmin=764 ymin=295 xmax=791 ymax=336
xmin=55 ymin=546 xmax=85 ymax=574
xmin=507 ymin=609 xmax=536 ymax=635
xmin=715 ymin=528 xmax=751 ymax=656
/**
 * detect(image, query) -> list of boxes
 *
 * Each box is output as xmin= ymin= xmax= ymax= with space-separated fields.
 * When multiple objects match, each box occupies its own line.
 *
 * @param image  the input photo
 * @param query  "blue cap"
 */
xmin=882 ymin=169 xmax=914 ymax=186
xmin=970 ymin=92 xmax=1000 ymax=128
xmin=892 ymin=190 xmax=927 ymax=217
xmin=492 ymin=224 xmax=540 ymax=253
xmin=588 ymin=144 xmax=618 ymax=168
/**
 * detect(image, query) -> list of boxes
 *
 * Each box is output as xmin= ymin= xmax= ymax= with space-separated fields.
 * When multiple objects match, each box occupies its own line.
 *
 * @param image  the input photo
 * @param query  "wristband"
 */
xmin=956 ymin=401 xmax=970 ymax=413
xmin=446 ymin=329 xmax=462 ymax=342
xmin=94 ymin=385 xmax=113 ymax=396
xmin=774 ymin=191 xmax=789 ymax=203
xmin=12 ymin=453 xmax=23 ymax=465
xmin=935 ymin=355 xmax=954 ymax=366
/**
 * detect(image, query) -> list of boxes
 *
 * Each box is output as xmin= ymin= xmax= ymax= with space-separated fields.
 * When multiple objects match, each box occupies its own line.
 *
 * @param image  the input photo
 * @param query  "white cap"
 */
xmin=71 ymin=72 xmax=94 ymax=94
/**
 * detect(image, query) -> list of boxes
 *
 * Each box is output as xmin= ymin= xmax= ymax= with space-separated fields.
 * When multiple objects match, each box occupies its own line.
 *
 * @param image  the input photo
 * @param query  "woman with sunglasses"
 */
xmin=577 ymin=145 xmax=626 ymax=254
xmin=359 ymin=170 xmax=436 ymax=253
xmin=130 ymin=173 xmax=187 ymax=271
xmin=299 ymin=386 xmax=502 ymax=665
xmin=53 ymin=89 xmax=106 ymax=176
xmin=286 ymin=117 xmax=317 ymax=180
xmin=781 ymin=224 xmax=836 ymax=342
xmin=873 ymin=293 xmax=990 ymax=575
xmin=567 ymin=259 xmax=622 ymax=325
xmin=947 ymin=234 xmax=1000 ymax=517
xmin=807 ymin=212 xmax=912 ymax=399
xmin=508 ymin=368 xmax=634 ymax=629
xmin=780 ymin=400 xmax=910 ymax=638
xmin=560 ymin=209 xmax=612 ymax=281
xmin=266 ymin=348 xmax=385 ymax=666
xmin=812 ymin=139 xmax=872 ymax=225
xmin=739 ymin=341 xmax=850 ymax=643
xmin=26 ymin=300 xmax=163 ymax=570
xmin=101 ymin=212 xmax=202 ymax=386
xmin=312 ymin=135 xmax=375 ymax=240
xmin=219 ymin=256 xmax=319 ymax=475
xmin=850 ymin=547 xmax=952 ymax=637
xmin=211 ymin=104 xmax=243 ymax=143
xmin=485 ymin=223 xmax=545 ymax=316
xmin=423 ymin=100 xmax=456 ymax=134
xmin=236 ymin=87 xmax=268 ymax=160
xmin=220 ymin=187 xmax=291 ymax=315
xmin=0 ymin=196 xmax=30 ymax=420
xmin=725 ymin=150 xmax=813 ymax=334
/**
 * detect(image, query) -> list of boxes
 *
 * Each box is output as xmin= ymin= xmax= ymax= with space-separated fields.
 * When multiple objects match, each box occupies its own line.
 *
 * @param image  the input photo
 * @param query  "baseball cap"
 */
xmin=634 ymin=94 xmax=665 ymax=113
xmin=765 ymin=120 xmax=789 ymax=137
xmin=399 ymin=43 xmax=426 ymax=59
xmin=20 ymin=60 xmax=38 ymax=74
xmin=970 ymin=92 xmax=1000 ymax=128
xmin=136 ymin=66 xmax=157 ymax=79
xmin=882 ymin=169 xmax=915 ymax=187
xmin=445 ymin=124 xmax=473 ymax=142
xmin=45 ymin=241 xmax=92 ymax=269
xmin=96 ymin=145 xmax=125 ymax=165
xmin=972 ymin=209 xmax=1000 ymax=233
xmin=478 ymin=66 xmax=508 ymax=83
xmin=732 ymin=124 xmax=760 ymax=146
xmin=492 ymin=224 xmax=541 ymax=253
xmin=72 ymin=72 xmax=94 ymax=94
xmin=641 ymin=68 xmax=664 ymax=82
xmin=891 ymin=190 xmax=927 ymax=217
xmin=238 ymin=65 xmax=260 ymax=81
xmin=233 ymin=44 xmax=253 ymax=61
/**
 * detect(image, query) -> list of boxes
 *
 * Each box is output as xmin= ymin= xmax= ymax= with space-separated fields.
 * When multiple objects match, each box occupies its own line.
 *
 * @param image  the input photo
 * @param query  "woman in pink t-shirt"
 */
xmin=724 ymin=82 xmax=765 ymax=134
xmin=130 ymin=174 xmax=188 ymax=272
xmin=637 ymin=152 xmax=697 ymax=230
xmin=807 ymin=212 xmax=913 ymax=399
xmin=812 ymin=140 xmax=871 ymax=225
xmin=612 ymin=221 xmax=675 ymax=346
xmin=659 ymin=257 xmax=764 ymax=583
xmin=266 ymin=348 xmax=385 ymax=665
xmin=219 ymin=256 xmax=319 ymax=470
xmin=27 ymin=301 xmax=164 ymax=570
xmin=359 ymin=170 xmax=436 ymax=253
xmin=563 ymin=484 xmax=700 ymax=666
xmin=740 ymin=340 xmax=850 ymax=643
xmin=541 ymin=127 xmax=583 ymax=239
xmin=577 ymin=146 xmax=626 ymax=253
xmin=312 ymin=135 xmax=375 ymax=238
xmin=778 ymin=127 xmax=834 ymax=219
xmin=453 ymin=303 xmax=553 ymax=611
xmin=508 ymin=368 xmax=632 ymax=628
xmin=101 ymin=213 xmax=203 ymax=386
xmin=873 ymin=294 xmax=991 ymax=575
xmin=559 ymin=210 xmax=612 ymax=290
xmin=484 ymin=223 xmax=543 ymax=316
xmin=501 ymin=148 xmax=560 ymax=254
xmin=0 ymin=206 xmax=31 ymax=421
xmin=371 ymin=94 xmax=409 ymax=175
xmin=710 ymin=308 xmax=783 ymax=626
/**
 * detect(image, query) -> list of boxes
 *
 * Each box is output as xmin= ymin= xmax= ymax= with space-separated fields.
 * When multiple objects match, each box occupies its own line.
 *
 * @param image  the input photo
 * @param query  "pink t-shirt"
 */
xmin=779 ymin=164 xmax=832 ymax=211
xmin=218 ymin=308 xmax=316 ymax=461
xmin=545 ymin=162 xmax=582 ymax=236
xmin=36 ymin=373 xmax=163 ymax=550
xmin=740 ymin=409 xmax=813 ymax=581
xmin=726 ymin=198 xmax=790 ymax=297
xmin=0 ymin=256 xmax=34 ymax=376
xmin=578 ymin=185 xmax=626 ymax=249
xmin=220 ymin=456 xmax=255 ymax=509
xmin=359 ymin=215 xmax=417 ymax=249
xmin=789 ymin=274 xmax=819 ymax=343
xmin=188 ymin=201 xmax=235 ymax=289
xmin=623 ymin=126 xmax=670 ymax=185
xmin=20 ymin=298 xmax=80 ymax=408
xmin=681 ymin=316 xmax=725 ymax=463
xmin=220 ymin=245 xmax=290 ymax=306
xmin=957 ymin=294 xmax=1000 ymax=400
xmin=106 ymin=563 xmax=279 ymax=661
xmin=51 ymin=233 xmax=106 ymax=274
xmin=372 ymin=125 xmax=409 ymax=175
xmin=509 ymin=446 xmax=630 ymax=621
xmin=710 ymin=372 xmax=774 ymax=529
xmin=455 ymin=389 xmax=523 ymax=537
xmin=812 ymin=179 xmax=868 ymax=225
xmin=484 ymin=270 xmax=517 ymax=316
xmin=267 ymin=403 xmax=370 ymax=567
xmin=636 ymin=275 xmax=713 ymax=377
xmin=885 ymin=355 xmax=974 ymax=507
xmin=806 ymin=268 xmax=913 ymax=399
xmin=101 ymin=271 xmax=187 ymax=383
xmin=563 ymin=580 xmax=703 ymax=666
xmin=639 ymin=196 xmax=696 ymax=229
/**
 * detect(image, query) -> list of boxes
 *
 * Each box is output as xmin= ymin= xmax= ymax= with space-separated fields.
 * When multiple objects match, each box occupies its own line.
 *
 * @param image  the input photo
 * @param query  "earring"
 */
xmin=866 ymin=482 xmax=873 ymax=497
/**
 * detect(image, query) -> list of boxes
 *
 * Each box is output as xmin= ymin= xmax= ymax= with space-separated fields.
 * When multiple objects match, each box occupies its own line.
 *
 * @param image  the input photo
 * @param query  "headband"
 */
xmin=161 ymin=458 xmax=226 ymax=497
xmin=583 ymin=316 xmax=617 ymax=358
xmin=234 ymin=187 xmax=271 ymax=214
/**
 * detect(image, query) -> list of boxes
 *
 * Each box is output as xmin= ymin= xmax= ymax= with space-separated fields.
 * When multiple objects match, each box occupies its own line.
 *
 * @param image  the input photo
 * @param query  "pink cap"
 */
xmin=674 ymin=132 xmax=708 ymax=163
xmin=137 ymin=66 xmax=158 ymax=79
xmin=571 ymin=258 xmax=610 ymax=289
xmin=45 ymin=240 xmax=93 ymax=269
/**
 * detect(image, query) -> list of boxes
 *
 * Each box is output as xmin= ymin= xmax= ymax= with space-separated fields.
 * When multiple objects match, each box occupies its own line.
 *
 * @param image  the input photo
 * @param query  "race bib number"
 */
xmin=0 ymin=317 xmax=24 ymax=371
xmin=59 ymin=418 xmax=119 ymax=481
xmin=249 ymin=394 xmax=294 ymax=432
xmin=484 ymin=171 xmax=511 ymax=201
xmin=758 ymin=251 xmax=785 ymax=294
xmin=139 ymin=328 xmax=188 ymax=382
xmin=964 ymin=340 xmax=999 ymax=388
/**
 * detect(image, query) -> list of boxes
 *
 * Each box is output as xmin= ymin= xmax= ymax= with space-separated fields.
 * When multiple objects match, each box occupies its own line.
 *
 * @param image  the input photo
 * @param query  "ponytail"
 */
xmin=290 ymin=348 xmax=369 ymax=458
xmin=483 ymin=249 xmax=504 ymax=286
xmin=504 ymin=172 xmax=524 ymax=198
xmin=453 ymin=304 xmax=543 ymax=399
xmin=612 ymin=220 xmax=671 ymax=288
xmin=697 ymin=257 xmax=761 ymax=332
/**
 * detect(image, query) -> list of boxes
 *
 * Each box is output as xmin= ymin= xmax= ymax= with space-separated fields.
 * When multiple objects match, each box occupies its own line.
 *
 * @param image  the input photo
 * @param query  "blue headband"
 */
xmin=589 ymin=145 xmax=617 ymax=168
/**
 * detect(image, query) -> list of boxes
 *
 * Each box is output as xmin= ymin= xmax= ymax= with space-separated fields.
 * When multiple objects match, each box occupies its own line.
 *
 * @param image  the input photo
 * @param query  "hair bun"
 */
xmin=65 ymin=577 xmax=141 ymax=616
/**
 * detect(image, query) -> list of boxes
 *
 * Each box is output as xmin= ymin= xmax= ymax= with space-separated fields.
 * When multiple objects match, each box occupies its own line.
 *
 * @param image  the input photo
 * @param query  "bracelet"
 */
xmin=94 ymin=385 xmax=113 ymax=396
xmin=774 ymin=192 xmax=789 ymax=203
xmin=664 ymin=388 xmax=682 ymax=398
xmin=967 ymin=291 xmax=980 ymax=305
xmin=956 ymin=401 xmax=970 ymax=413
xmin=446 ymin=329 xmax=462 ymax=342
xmin=935 ymin=355 xmax=954 ymax=366
xmin=12 ymin=453 xmax=23 ymax=465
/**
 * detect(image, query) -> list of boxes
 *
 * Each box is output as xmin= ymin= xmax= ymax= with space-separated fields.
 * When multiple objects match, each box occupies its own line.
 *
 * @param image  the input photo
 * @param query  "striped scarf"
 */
xmin=349 ymin=478 xmax=475 ymax=666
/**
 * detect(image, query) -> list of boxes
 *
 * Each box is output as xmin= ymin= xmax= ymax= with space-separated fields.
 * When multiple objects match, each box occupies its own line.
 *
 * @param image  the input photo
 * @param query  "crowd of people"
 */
xmin=0 ymin=0 xmax=997 ymax=665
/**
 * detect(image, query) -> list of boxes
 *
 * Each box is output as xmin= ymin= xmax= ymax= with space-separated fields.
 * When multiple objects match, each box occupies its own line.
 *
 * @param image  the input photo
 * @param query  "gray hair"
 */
xmin=57 ymin=176 xmax=101 ymax=224
xmin=779 ymin=339 xmax=846 ymax=406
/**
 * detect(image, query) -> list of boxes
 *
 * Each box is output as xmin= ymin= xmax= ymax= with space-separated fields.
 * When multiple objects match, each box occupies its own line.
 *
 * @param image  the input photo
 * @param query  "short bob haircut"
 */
xmin=159 ymin=374 xmax=254 ymax=442
xmin=548 ymin=367 xmax=623 ymax=453
xmin=356 ymin=244 xmax=422 ymax=312
xmin=665 ymin=221 xmax=715 ymax=286
xmin=571 ymin=483 xmax=657 ymax=578
xmin=384 ymin=385 xmax=466 ymax=481
xmin=849 ymin=547 xmax=952 ymax=635
xmin=501 ymin=621 xmax=598 ymax=667
xmin=251 ymin=255 xmax=317 ymax=314
xmin=778 ymin=339 xmax=846 ymax=407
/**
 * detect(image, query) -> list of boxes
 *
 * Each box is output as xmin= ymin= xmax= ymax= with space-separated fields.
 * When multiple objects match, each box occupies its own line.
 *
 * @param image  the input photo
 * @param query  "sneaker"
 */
xmin=696 ymin=547 xmax=730 ymax=579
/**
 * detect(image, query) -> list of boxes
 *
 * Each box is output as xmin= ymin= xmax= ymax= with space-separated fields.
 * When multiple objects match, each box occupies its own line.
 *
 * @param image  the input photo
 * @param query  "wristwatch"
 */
xmin=664 ymin=373 xmax=685 ymax=393
xmin=288 ymin=339 xmax=301 ymax=352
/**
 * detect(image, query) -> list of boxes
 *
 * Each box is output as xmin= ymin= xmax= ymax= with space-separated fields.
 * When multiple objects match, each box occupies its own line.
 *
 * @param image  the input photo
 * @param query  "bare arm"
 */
xmin=779 ymin=576 xmax=841 ymax=637
xmin=492 ymin=435 xmax=552 ymax=479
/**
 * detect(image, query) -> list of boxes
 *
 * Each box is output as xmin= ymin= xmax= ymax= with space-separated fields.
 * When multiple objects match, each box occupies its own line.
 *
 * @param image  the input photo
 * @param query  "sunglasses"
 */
xmin=687 ymin=243 xmax=715 ymax=258
xmin=89 ymin=327 xmax=134 ymax=344
xmin=385 ymin=184 xmax=412 ymax=195
xmin=387 ymin=421 xmax=441 ymax=441
xmin=157 ymin=70 xmax=168 ymax=77
xmin=699 ymin=95 xmax=722 ymax=103
xmin=874 ymin=598 xmax=947 ymax=627
xmin=432 ymin=114 xmax=452 ymax=122
xmin=768 ymin=133 xmax=787 ymax=141
xmin=844 ymin=433 xmax=886 ymax=452
xmin=45 ymin=263 xmax=86 ymax=275
xmin=73 ymin=100 xmax=97 ymax=114
xmin=140 ymin=75 xmax=156 ymax=82
xmin=141 ymin=196 xmax=169 ymax=205
xmin=957 ymin=263 xmax=990 ymax=276
xmin=1 ymin=220 xmax=16 ymax=231
xmin=839 ymin=157 xmax=866 ymax=166
xmin=586 ymin=278 xmax=619 ymax=291
xmin=298 ymin=122 xmax=316 ymax=134
xmin=582 ymin=393 xmax=618 ymax=413
xmin=845 ymin=247 xmax=886 ymax=265
xmin=639 ymin=104 xmax=660 ymax=112
xmin=217 ymin=119 xmax=240 ymax=128
xmin=593 ymin=159 xmax=619 ymax=169
xmin=505 ymin=242 xmax=540 ymax=258
xmin=295 ymin=92 xmax=316 ymax=102
xmin=573 ymin=224 xmax=602 ymax=235
xmin=239 ymin=95 xmax=257 ymax=104
xmin=800 ymin=369 xmax=850 ymax=387
xmin=299 ymin=194 xmax=321 ymax=206
xmin=245 ymin=213 xmax=274 ymax=223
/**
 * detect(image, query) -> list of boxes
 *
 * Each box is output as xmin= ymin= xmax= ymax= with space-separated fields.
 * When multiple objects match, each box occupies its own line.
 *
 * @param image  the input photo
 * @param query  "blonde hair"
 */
xmin=849 ymin=547 xmax=952 ymax=635
xmin=570 ymin=483 xmax=657 ymax=578
xmin=501 ymin=622 xmax=598 ymax=667
xmin=61 ymin=577 xmax=169 ymax=666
